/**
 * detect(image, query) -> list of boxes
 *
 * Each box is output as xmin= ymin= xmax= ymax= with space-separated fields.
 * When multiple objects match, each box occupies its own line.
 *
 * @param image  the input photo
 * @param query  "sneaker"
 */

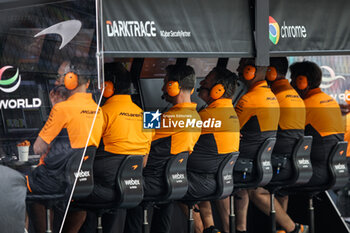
xmin=203 ymin=226 xmax=221 ymax=233
xmin=292 ymin=223 xmax=309 ymax=233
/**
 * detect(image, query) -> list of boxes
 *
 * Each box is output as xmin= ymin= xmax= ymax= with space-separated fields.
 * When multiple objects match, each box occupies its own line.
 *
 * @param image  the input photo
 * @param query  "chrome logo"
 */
xmin=0 ymin=66 xmax=21 ymax=93
xmin=269 ymin=16 xmax=280 ymax=45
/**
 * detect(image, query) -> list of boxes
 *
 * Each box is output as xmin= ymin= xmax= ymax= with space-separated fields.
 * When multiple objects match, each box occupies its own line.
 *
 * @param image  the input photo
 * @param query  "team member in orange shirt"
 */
xmin=290 ymin=61 xmax=344 ymax=186
xmin=27 ymin=61 xmax=104 ymax=233
xmin=183 ymin=67 xmax=240 ymax=233
xmin=249 ymin=57 xmax=308 ymax=233
xmin=234 ymin=58 xmax=280 ymax=233
xmin=80 ymin=62 xmax=152 ymax=203
xmin=124 ymin=64 xmax=201 ymax=233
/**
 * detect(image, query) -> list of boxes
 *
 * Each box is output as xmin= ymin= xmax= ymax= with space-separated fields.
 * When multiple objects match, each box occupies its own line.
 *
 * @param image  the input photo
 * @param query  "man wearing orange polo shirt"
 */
xmin=249 ymin=57 xmax=307 ymax=233
xmin=233 ymin=58 xmax=280 ymax=233
xmin=27 ymin=61 xmax=104 ymax=233
xmin=290 ymin=61 xmax=344 ymax=186
xmin=124 ymin=64 xmax=201 ymax=233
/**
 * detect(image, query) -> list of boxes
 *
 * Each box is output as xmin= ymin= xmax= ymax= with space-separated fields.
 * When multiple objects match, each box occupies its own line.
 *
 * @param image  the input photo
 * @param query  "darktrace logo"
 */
xmin=143 ymin=109 xmax=161 ymax=129
xmin=106 ymin=20 xmax=157 ymax=37
xmin=0 ymin=66 xmax=21 ymax=93
xmin=269 ymin=16 xmax=307 ymax=45
xmin=269 ymin=16 xmax=280 ymax=45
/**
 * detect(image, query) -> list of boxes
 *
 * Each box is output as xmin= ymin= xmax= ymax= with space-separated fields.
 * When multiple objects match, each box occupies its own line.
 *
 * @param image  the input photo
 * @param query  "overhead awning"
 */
xmin=269 ymin=0 xmax=350 ymax=56
xmin=101 ymin=0 xmax=254 ymax=57
xmin=0 ymin=0 xmax=73 ymax=11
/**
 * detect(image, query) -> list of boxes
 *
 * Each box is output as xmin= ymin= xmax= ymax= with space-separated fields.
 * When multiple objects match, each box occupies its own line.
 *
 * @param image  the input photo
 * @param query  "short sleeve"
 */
xmin=38 ymin=104 xmax=67 ymax=144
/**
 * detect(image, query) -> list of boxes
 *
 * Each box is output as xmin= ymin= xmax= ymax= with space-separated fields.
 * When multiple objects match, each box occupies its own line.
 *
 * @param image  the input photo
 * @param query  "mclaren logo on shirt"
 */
xmin=120 ymin=112 xmax=143 ymax=117
xmin=80 ymin=110 xmax=96 ymax=114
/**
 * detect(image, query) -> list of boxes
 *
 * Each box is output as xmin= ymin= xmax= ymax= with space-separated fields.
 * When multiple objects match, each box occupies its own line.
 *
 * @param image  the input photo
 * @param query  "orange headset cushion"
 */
xmin=103 ymin=81 xmax=115 ymax=98
xmin=166 ymin=81 xmax=180 ymax=97
xmin=210 ymin=83 xmax=225 ymax=100
xmin=243 ymin=65 xmax=256 ymax=80
xmin=64 ymin=72 xmax=79 ymax=90
xmin=266 ymin=66 xmax=277 ymax=81
xmin=296 ymin=75 xmax=308 ymax=90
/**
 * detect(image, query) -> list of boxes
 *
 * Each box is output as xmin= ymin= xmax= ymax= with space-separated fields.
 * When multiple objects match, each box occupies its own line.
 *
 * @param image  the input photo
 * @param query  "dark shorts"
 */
xmin=81 ymin=154 xmax=125 ymax=203
xmin=184 ymin=171 xmax=216 ymax=199
xmin=143 ymin=175 xmax=167 ymax=197
xmin=142 ymin=154 xmax=172 ymax=198
xmin=305 ymin=161 xmax=329 ymax=187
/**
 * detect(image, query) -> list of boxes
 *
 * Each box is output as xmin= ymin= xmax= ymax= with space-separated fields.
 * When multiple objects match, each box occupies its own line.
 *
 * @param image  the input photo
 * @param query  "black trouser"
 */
xmin=124 ymin=155 xmax=173 ymax=233
xmin=124 ymin=202 xmax=174 ymax=233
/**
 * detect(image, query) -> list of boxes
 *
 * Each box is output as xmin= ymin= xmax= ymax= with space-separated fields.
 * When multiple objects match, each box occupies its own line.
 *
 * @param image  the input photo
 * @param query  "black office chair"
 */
xmin=73 ymin=154 xmax=144 ymax=233
xmin=283 ymin=141 xmax=349 ymax=233
xmin=26 ymin=146 xmax=97 ymax=233
xmin=265 ymin=136 xmax=313 ymax=233
xmin=229 ymin=137 xmax=276 ymax=233
xmin=142 ymin=151 xmax=189 ymax=233
xmin=183 ymin=152 xmax=239 ymax=233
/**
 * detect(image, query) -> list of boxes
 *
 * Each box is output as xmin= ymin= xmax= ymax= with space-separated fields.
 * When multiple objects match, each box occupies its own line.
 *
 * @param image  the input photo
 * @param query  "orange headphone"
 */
xmin=165 ymin=81 xmax=195 ymax=97
xmin=103 ymin=81 xmax=115 ymax=98
xmin=166 ymin=81 xmax=180 ymax=97
xmin=64 ymin=71 xmax=79 ymax=90
xmin=296 ymin=75 xmax=308 ymax=90
xmin=210 ymin=83 xmax=225 ymax=100
xmin=243 ymin=65 xmax=256 ymax=80
xmin=266 ymin=66 xmax=277 ymax=82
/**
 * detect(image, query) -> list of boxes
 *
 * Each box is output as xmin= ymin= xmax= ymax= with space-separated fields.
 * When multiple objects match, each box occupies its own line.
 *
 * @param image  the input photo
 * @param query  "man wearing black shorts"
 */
xmin=249 ymin=57 xmax=307 ymax=233
xmin=124 ymin=64 xmax=201 ymax=233
xmin=184 ymin=67 xmax=240 ymax=233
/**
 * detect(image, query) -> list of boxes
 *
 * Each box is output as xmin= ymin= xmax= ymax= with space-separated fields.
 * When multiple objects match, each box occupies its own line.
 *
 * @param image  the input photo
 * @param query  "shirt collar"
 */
xmin=249 ymin=80 xmax=268 ymax=91
xmin=207 ymin=98 xmax=233 ymax=108
xmin=271 ymin=78 xmax=289 ymax=90
xmin=105 ymin=94 xmax=132 ymax=104
xmin=68 ymin=92 xmax=92 ymax=101
xmin=170 ymin=102 xmax=197 ymax=110
xmin=305 ymin=88 xmax=322 ymax=99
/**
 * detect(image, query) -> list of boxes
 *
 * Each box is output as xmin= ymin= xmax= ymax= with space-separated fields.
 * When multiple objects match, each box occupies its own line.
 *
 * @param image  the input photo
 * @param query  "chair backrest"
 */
xmin=329 ymin=141 xmax=349 ymax=191
xmin=214 ymin=152 xmax=239 ymax=199
xmin=115 ymin=155 xmax=144 ymax=208
xmin=255 ymin=138 xmax=276 ymax=187
xmin=66 ymin=146 xmax=97 ymax=199
xmin=162 ymin=151 xmax=189 ymax=201
xmin=292 ymin=136 xmax=313 ymax=185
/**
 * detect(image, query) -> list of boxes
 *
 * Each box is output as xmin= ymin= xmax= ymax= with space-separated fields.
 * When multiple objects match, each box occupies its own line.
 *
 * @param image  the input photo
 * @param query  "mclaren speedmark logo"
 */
xmin=35 ymin=20 xmax=82 ymax=49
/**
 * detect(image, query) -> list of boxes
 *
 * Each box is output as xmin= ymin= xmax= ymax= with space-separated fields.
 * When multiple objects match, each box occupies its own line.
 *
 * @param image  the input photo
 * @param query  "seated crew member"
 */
xmin=183 ymin=67 xmax=240 ymax=233
xmin=248 ymin=57 xmax=308 ymax=233
xmin=231 ymin=58 xmax=280 ymax=233
xmin=77 ymin=62 xmax=153 ymax=231
xmin=26 ymin=61 xmax=104 ymax=233
xmin=124 ymin=64 xmax=201 ymax=233
xmin=290 ymin=61 xmax=344 ymax=187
